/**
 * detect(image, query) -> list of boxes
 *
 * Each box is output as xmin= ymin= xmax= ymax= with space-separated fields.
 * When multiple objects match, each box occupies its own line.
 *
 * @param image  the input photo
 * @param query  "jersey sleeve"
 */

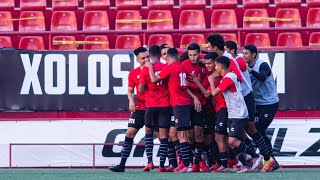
xmin=140 ymin=67 xmax=148 ymax=85
xmin=236 ymin=57 xmax=247 ymax=72
xmin=218 ymin=77 xmax=235 ymax=92
xmin=229 ymin=60 xmax=243 ymax=82
xmin=128 ymin=71 xmax=135 ymax=88
xmin=158 ymin=65 xmax=170 ymax=80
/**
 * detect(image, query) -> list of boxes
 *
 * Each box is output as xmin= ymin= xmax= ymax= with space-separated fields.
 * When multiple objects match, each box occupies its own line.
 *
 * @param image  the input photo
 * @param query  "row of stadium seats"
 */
xmin=1 ymin=32 xmax=319 ymax=50
xmin=1 ymin=8 xmax=319 ymax=32
xmin=3 ymin=0 xmax=320 ymax=10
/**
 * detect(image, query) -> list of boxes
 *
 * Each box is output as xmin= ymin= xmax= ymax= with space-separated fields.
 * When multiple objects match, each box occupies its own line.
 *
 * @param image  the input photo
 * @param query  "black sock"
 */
xmin=233 ymin=143 xmax=250 ymax=167
xmin=252 ymin=132 xmax=270 ymax=161
xmin=119 ymin=136 xmax=133 ymax=167
xmin=210 ymin=141 xmax=221 ymax=165
xmin=194 ymin=142 xmax=205 ymax=165
xmin=173 ymin=140 xmax=181 ymax=159
xmin=168 ymin=142 xmax=178 ymax=167
xmin=180 ymin=142 xmax=191 ymax=166
xmin=159 ymin=138 xmax=169 ymax=168
xmin=220 ymin=152 xmax=229 ymax=168
xmin=244 ymin=138 xmax=255 ymax=151
xmin=145 ymin=133 xmax=154 ymax=164
xmin=205 ymin=144 xmax=214 ymax=167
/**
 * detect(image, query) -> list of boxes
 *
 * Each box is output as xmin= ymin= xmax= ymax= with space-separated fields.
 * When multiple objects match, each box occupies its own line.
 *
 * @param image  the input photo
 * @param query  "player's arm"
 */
xmin=247 ymin=62 xmax=271 ymax=82
xmin=128 ymin=87 xmax=135 ymax=112
xmin=230 ymin=60 xmax=243 ymax=82
xmin=208 ymin=75 xmax=222 ymax=97
xmin=187 ymin=89 xmax=201 ymax=112
xmin=138 ymin=68 xmax=147 ymax=93
xmin=189 ymin=73 xmax=211 ymax=98
xmin=145 ymin=62 xmax=162 ymax=84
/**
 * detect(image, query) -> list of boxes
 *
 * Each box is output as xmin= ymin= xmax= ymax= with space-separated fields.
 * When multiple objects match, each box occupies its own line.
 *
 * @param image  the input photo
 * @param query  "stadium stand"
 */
xmin=180 ymin=34 xmax=206 ymax=48
xmin=83 ymin=11 xmax=109 ymax=31
xmin=51 ymin=36 xmax=77 ymax=50
xmin=148 ymin=0 xmax=174 ymax=9
xmin=211 ymin=9 xmax=237 ymax=29
xmin=115 ymin=10 xmax=142 ymax=30
xmin=147 ymin=10 xmax=173 ymax=30
xmin=275 ymin=8 xmax=301 ymax=28
xmin=20 ymin=0 xmax=46 ymax=11
xmin=19 ymin=11 xmax=45 ymax=31
xmin=116 ymin=0 xmax=142 ymax=10
xmin=309 ymin=32 xmax=320 ymax=46
xmin=51 ymin=11 xmax=77 ymax=31
xmin=0 ymin=0 xmax=14 ymax=10
xmin=220 ymin=33 xmax=238 ymax=43
xmin=277 ymin=32 xmax=303 ymax=46
xmin=243 ymin=0 xmax=269 ymax=8
xmin=148 ymin=34 xmax=174 ymax=47
xmin=0 ymin=36 xmax=12 ymax=48
xmin=115 ymin=35 xmax=141 ymax=49
xmin=245 ymin=33 xmax=271 ymax=47
xmin=307 ymin=0 xmax=320 ymax=7
xmin=211 ymin=0 xmax=237 ymax=8
xmin=19 ymin=36 xmax=45 ymax=50
xmin=274 ymin=0 xmax=301 ymax=8
xmin=84 ymin=0 xmax=110 ymax=10
xmin=307 ymin=8 xmax=320 ymax=27
xmin=179 ymin=0 xmax=206 ymax=9
xmin=179 ymin=10 xmax=206 ymax=29
xmin=83 ymin=35 xmax=109 ymax=50
xmin=0 ymin=11 xmax=13 ymax=31
xmin=243 ymin=9 xmax=270 ymax=28
xmin=52 ymin=0 xmax=78 ymax=10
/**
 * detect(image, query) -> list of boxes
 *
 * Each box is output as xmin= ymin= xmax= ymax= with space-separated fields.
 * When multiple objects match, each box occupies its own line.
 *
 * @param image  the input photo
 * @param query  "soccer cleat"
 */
xmin=166 ymin=165 xmax=176 ymax=172
xmin=191 ymin=164 xmax=200 ymax=172
xmin=158 ymin=167 xmax=167 ymax=172
xmin=260 ymin=157 xmax=276 ymax=172
xmin=173 ymin=163 xmax=190 ymax=173
xmin=213 ymin=166 xmax=230 ymax=173
xmin=252 ymin=154 xmax=264 ymax=171
xmin=199 ymin=161 xmax=210 ymax=172
xmin=273 ymin=160 xmax=280 ymax=171
xmin=237 ymin=166 xmax=251 ymax=173
xmin=109 ymin=165 xmax=125 ymax=172
xmin=178 ymin=157 xmax=183 ymax=165
xmin=143 ymin=162 xmax=154 ymax=171
xmin=210 ymin=162 xmax=220 ymax=172
xmin=228 ymin=158 xmax=239 ymax=168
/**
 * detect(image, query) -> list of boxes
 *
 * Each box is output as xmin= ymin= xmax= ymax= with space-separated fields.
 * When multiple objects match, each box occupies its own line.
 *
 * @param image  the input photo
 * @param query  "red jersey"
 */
xmin=181 ymin=59 xmax=208 ymax=105
xmin=158 ymin=62 xmax=192 ymax=107
xmin=128 ymin=67 xmax=145 ymax=110
xmin=140 ymin=62 xmax=170 ymax=107
xmin=208 ymin=76 xmax=227 ymax=112
xmin=218 ymin=76 xmax=237 ymax=93
xmin=235 ymin=56 xmax=247 ymax=72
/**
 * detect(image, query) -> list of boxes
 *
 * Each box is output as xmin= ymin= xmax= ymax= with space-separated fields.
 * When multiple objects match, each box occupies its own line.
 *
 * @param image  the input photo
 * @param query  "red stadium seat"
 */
xmin=309 ymin=32 xmax=320 ymax=46
xmin=52 ymin=36 xmax=77 ymax=50
xmin=115 ymin=10 xmax=141 ymax=30
xmin=245 ymin=33 xmax=271 ymax=47
xmin=115 ymin=35 xmax=141 ymax=49
xmin=180 ymin=0 xmax=206 ymax=9
xmin=148 ymin=0 xmax=173 ymax=9
xmin=51 ymin=11 xmax=77 ymax=31
xmin=277 ymin=32 xmax=302 ymax=46
xmin=83 ymin=35 xmax=109 ymax=50
xmin=179 ymin=10 xmax=205 ymax=29
xmin=307 ymin=0 xmax=320 ymax=7
xmin=19 ymin=36 xmax=45 ymax=50
xmin=20 ymin=0 xmax=46 ymax=10
xmin=148 ymin=34 xmax=173 ymax=47
xmin=211 ymin=9 xmax=237 ymax=29
xmin=211 ymin=0 xmax=237 ymax=9
xmin=19 ymin=11 xmax=45 ymax=31
xmin=147 ymin=10 xmax=173 ymax=30
xmin=243 ymin=9 xmax=269 ymax=28
xmin=0 ymin=36 xmax=12 ymax=47
xmin=180 ymin=34 xmax=206 ymax=48
xmin=83 ymin=11 xmax=109 ymax=31
xmin=84 ymin=0 xmax=110 ymax=10
xmin=0 ymin=0 xmax=14 ymax=10
xmin=52 ymin=0 xmax=78 ymax=10
xmin=243 ymin=0 xmax=269 ymax=8
xmin=0 ymin=11 xmax=13 ymax=31
xmin=220 ymin=33 xmax=237 ymax=42
xmin=275 ymin=0 xmax=301 ymax=8
xmin=116 ymin=0 xmax=142 ymax=10
xmin=307 ymin=8 xmax=320 ymax=27
xmin=275 ymin=8 xmax=301 ymax=28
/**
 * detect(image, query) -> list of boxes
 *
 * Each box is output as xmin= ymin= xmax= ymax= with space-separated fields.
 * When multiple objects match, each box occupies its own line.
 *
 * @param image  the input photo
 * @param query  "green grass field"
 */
xmin=1 ymin=168 xmax=319 ymax=180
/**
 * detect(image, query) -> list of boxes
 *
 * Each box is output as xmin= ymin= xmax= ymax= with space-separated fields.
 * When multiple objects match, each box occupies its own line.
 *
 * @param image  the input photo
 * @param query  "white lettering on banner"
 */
xmin=20 ymin=54 xmax=43 ymax=95
xmin=112 ymin=55 xmax=130 ymax=95
xmin=69 ymin=54 xmax=85 ymax=95
xmin=44 ymin=54 xmax=66 ymax=95
xmin=88 ymin=55 xmax=109 ymax=95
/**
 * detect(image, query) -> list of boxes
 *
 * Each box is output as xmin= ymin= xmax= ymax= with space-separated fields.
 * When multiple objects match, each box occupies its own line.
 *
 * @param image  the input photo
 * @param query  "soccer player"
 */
xmin=243 ymin=44 xmax=280 ymax=172
xmin=208 ymin=56 xmax=264 ymax=173
xmin=109 ymin=47 xmax=150 ymax=172
xmin=139 ymin=45 xmax=172 ymax=172
xmin=160 ymin=44 xmax=170 ymax=64
xmin=225 ymin=41 xmax=276 ymax=172
xmin=147 ymin=48 xmax=193 ymax=173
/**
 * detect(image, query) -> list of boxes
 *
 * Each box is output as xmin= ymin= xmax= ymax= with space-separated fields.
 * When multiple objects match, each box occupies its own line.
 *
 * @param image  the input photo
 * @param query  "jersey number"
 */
xmin=155 ymin=71 xmax=163 ymax=85
xmin=179 ymin=73 xmax=187 ymax=86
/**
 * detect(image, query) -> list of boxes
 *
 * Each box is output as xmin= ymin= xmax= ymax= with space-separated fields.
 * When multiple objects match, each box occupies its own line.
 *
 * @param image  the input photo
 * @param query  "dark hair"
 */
xmin=160 ymin=43 xmax=170 ymax=50
xmin=215 ymin=56 xmax=230 ymax=69
xmin=204 ymin=52 xmax=218 ymax=61
xmin=224 ymin=40 xmax=237 ymax=54
xmin=243 ymin=44 xmax=258 ymax=56
xmin=134 ymin=47 xmax=148 ymax=56
xmin=207 ymin=34 xmax=225 ymax=51
xmin=149 ymin=45 xmax=161 ymax=58
xmin=187 ymin=43 xmax=200 ymax=53
xmin=167 ymin=48 xmax=179 ymax=60
xmin=179 ymin=50 xmax=189 ymax=62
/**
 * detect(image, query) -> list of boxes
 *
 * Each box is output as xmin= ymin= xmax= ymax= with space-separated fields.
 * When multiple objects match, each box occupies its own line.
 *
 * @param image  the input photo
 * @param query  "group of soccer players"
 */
xmin=109 ymin=33 xmax=280 ymax=173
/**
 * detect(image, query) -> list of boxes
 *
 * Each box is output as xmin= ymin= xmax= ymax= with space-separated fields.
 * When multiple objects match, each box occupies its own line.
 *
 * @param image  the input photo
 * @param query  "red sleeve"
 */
xmin=158 ymin=65 xmax=170 ymax=80
xmin=230 ymin=60 xmax=243 ymax=82
xmin=128 ymin=71 xmax=135 ymax=88
xmin=218 ymin=77 xmax=235 ymax=92
xmin=236 ymin=56 xmax=247 ymax=72
xmin=140 ymin=67 xmax=148 ymax=85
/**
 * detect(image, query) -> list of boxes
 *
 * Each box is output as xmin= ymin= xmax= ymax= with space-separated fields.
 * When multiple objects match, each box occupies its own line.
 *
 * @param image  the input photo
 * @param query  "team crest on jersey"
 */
xmin=137 ymin=75 xmax=140 ymax=79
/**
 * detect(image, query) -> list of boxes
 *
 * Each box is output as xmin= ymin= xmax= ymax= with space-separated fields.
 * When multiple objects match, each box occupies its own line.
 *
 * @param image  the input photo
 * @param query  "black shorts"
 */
xmin=173 ymin=105 xmax=192 ymax=131
xmin=191 ymin=106 xmax=206 ymax=127
xmin=215 ymin=108 xmax=228 ymax=135
xmin=203 ymin=110 xmax=216 ymax=135
xmin=128 ymin=110 xmax=145 ymax=129
xmin=227 ymin=118 xmax=247 ymax=138
xmin=255 ymin=102 xmax=279 ymax=133
xmin=170 ymin=108 xmax=175 ymax=127
xmin=244 ymin=92 xmax=256 ymax=122
xmin=144 ymin=107 xmax=171 ymax=129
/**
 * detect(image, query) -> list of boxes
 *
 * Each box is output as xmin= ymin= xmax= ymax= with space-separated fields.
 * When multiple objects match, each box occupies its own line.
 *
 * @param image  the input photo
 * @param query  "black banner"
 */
xmin=0 ymin=49 xmax=319 ymax=111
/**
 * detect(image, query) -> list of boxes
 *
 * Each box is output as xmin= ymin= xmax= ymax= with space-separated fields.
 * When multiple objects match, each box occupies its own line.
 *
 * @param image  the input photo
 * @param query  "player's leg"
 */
xmin=167 ymin=113 xmax=179 ymax=172
xmin=202 ymin=110 xmax=215 ymax=171
xmin=143 ymin=108 xmax=155 ymax=171
xmin=157 ymin=107 xmax=171 ymax=172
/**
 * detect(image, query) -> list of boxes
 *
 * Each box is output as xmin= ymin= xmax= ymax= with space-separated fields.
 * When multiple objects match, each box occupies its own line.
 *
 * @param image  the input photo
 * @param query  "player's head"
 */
xmin=215 ymin=56 xmax=230 ymax=74
xmin=160 ymin=43 xmax=170 ymax=61
xmin=148 ymin=45 xmax=161 ymax=63
xmin=166 ymin=48 xmax=179 ymax=64
xmin=179 ymin=50 xmax=189 ymax=63
xmin=243 ymin=44 xmax=258 ymax=63
xmin=224 ymin=40 xmax=238 ymax=56
xmin=187 ymin=43 xmax=201 ymax=64
xmin=134 ymin=47 xmax=149 ymax=66
xmin=204 ymin=52 xmax=219 ymax=72
xmin=207 ymin=34 xmax=225 ymax=53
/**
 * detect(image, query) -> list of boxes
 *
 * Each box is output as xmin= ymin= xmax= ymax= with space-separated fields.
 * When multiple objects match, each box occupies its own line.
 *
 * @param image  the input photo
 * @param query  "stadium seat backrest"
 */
xmin=52 ymin=36 xmax=77 ymax=50
xmin=116 ymin=0 xmax=142 ymax=10
xmin=52 ymin=0 xmax=78 ymax=10
xmin=0 ymin=0 xmax=14 ymax=10
xmin=307 ymin=8 xmax=320 ymax=27
xmin=309 ymin=32 xmax=320 ymax=46
xmin=51 ymin=11 xmax=77 ymax=31
xmin=179 ymin=10 xmax=206 ymax=29
xmin=83 ymin=11 xmax=109 ymax=31
xmin=84 ymin=35 xmax=109 ymax=50
xmin=20 ymin=0 xmax=46 ymax=11
xmin=307 ymin=0 xmax=320 ymax=7
xmin=275 ymin=8 xmax=301 ymax=28
xmin=84 ymin=0 xmax=110 ymax=10
xmin=0 ymin=36 xmax=12 ymax=48
xmin=115 ymin=35 xmax=141 ymax=49
xmin=147 ymin=10 xmax=173 ymax=30
xmin=19 ymin=11 xmax=45 ymax=31
xmin=19 ymin=36 xmax=45 ymax=50
xmin=180 ymin=34 xmax=206 ymax=48
xmin=275 ymin=0 xmax=301 ymax=8
xmin=211 ymin=0 xmax=237 ymax=9
xmin=180 ymin=0 xmax=206 ymax=9
xmin=211 ymin=9 xmax=237 ymax=29
xmin=245 ymin=33 xmax=271 ymax=47
xmin=148 ymin=34 xmax=173 ymax=47
xmin=220 ymin=33 xmax=237 ymax=43
xmin=148 ymin=0 xmax=173 ymax=9
xmin=0 ymin=11 xmax=13 ymax=31
xmin=116 ymin=10 xmax=141 ymax=30
xmin=277 ymin=32 xmax=302 ymax=46
xmin=243 ymin=9 xmax=269 ymax=28
xmin=243 ymin=0 xmax=269 ymax=8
